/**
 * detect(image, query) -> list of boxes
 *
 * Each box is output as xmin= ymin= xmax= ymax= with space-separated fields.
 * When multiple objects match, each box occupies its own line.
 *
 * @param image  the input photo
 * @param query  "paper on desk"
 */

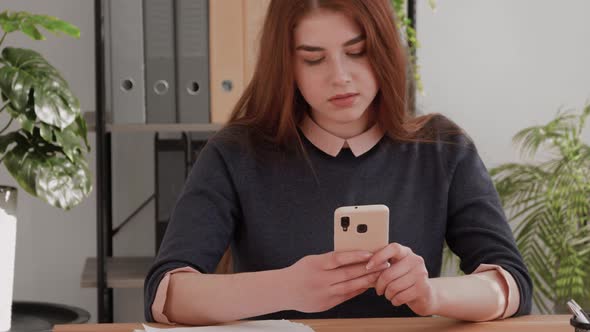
xmin=135 ymin=320 xmax=315 ymax=332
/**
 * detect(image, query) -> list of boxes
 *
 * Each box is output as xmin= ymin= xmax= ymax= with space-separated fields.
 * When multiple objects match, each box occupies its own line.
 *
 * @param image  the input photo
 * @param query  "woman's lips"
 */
xmin=329 ymin=93 xmax=359 ymax=108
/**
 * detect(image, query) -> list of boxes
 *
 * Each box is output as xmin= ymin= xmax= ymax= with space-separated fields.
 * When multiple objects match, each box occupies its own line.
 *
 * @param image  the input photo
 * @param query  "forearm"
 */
xmin=165 ymin=269 xmax=289 ymax=325
xmin=430 ymin=270 xmax=507 ymax=322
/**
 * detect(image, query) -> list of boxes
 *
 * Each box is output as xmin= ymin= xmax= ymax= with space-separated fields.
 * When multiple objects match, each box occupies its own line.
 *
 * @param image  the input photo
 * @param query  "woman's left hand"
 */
xmin=366 ymin=243 xmax=438 ymax=316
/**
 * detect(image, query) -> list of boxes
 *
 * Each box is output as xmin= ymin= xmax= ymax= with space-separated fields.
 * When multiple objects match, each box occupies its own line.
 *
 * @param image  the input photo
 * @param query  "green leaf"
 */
xmin=39 ymin=114 xmax=89 ymax=159
xmin=0 ymin=11 xmax=20 ymax=33
xmin=3 ymin=143 xmax=39 ymax=196
xmin=53 ymin=125 xmax=83 ymax=162
xmin=16 ymin=113 xmax=34 ymax=133
xmin=36 ymin=154 xmax=92 ymax=210
xmin=2 ymin=129 xmax=91 ymax=210
xmin=34 ymin=81 xmax=80 ymax=129
xmin=32 ymin=15 xmax=80 ymax=38
xmin=75 ymin=115 xmax=89 ymax=150
xmin=20 ymin=21 xmax=44 ymax=40
xmin=0 ymin=47 xmax=79 ymax=129
xmin=39 ymin=122 xmax=54 ymax=143
xmin=0 ymin=11 xmax=80 ymax=39
xmin=14 ymin=100 xmax=37 ymax=135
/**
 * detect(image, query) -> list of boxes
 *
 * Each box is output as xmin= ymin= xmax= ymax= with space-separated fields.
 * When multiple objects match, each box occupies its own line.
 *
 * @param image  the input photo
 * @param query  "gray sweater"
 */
xmin=144 ymin=118 xmax=532 ymax=321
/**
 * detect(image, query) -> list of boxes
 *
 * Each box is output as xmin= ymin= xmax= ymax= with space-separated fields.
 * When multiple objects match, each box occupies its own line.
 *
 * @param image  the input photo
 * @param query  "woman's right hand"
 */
xmin=281 ymin=251 xmax=390 ymax=313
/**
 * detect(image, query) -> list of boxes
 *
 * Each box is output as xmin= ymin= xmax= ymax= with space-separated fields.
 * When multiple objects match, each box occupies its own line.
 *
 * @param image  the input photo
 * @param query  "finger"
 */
xmin=375 ymin=255 xmax=423 ymax=295
xmin=323 ymin=251 xmax=373 ymax=270
xmin=383 ymin=269 xmax=418 ymax=300
xmin=330 ymin=271 xmax=381 ymax=296
xmin=331 ymin=261 xmax=390 ymax=284
xmin=366 ymin=243 xmax=411 ymax=270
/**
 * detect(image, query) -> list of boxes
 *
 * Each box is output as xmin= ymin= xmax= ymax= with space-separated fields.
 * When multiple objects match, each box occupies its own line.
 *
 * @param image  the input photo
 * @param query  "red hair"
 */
xmin=227 ymin=0 xmax=453 ymax=151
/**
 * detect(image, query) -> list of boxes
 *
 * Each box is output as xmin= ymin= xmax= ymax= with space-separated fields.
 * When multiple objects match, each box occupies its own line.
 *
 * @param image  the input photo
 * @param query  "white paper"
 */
xmin=138 ymin=320 xmax=315 ymax=332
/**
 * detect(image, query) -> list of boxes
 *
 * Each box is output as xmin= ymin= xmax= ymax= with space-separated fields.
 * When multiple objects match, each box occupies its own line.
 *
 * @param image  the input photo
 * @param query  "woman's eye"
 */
xmin=348 ymin=50 xmax=366 ymax=57
xmin=304 ymin=58 xmax=324 ymax=65
xmin=302 ymin=49 xmax=365 ymax=65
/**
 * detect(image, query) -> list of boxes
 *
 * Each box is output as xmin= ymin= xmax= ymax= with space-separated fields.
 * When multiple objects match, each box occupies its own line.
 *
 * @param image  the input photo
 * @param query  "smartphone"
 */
xmin=334 ymin=204 xmax=390 ymax=253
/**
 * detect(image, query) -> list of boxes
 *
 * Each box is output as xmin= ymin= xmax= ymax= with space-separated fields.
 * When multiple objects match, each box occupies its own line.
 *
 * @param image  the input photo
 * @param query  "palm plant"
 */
xmin=490 ymin=105 xmax=590 ymax=313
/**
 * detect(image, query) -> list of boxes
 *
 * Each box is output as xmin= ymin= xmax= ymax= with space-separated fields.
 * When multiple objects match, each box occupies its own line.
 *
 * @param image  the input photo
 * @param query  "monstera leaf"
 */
xmin=0 ymin=129 xmax=91 ymax=210
xmin=0 ymin=47 xmax=79 ymax=129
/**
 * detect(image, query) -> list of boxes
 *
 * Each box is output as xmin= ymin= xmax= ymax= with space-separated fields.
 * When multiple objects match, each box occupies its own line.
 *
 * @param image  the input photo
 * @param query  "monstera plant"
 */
xmin=0 ymin=10 xmax=91 ymax=210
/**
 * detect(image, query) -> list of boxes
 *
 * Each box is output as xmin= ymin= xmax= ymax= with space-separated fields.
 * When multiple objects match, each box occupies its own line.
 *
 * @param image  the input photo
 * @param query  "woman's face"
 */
xmin=293 ymin=9 xmax=379 ymax=137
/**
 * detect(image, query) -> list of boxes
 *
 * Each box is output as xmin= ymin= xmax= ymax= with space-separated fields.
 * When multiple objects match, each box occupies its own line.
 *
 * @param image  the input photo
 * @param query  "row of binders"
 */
xmin=103 ymin=0 xmax=270 ymax=125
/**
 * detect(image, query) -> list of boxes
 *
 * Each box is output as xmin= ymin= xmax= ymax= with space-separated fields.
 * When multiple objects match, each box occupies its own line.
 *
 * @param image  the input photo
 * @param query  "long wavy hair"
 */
xmin=226 ymin=0 xmax=453 ymax=153
xmin=215 ymin=0 xmax=461 ymax=273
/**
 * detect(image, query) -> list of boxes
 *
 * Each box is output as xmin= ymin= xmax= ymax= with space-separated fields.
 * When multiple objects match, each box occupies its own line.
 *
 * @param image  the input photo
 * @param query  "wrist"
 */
xmin=428 ymin=278 xmax=443 ymax=316
xmin=271 ymin=267 xmax=294 ymax=312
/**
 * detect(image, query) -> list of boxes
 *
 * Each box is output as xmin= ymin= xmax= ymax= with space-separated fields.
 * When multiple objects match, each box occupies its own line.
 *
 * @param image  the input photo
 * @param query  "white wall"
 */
xmin=417 ymin=0 xmax=590 ymax=313
xmin=2 ymin=0 xmax=590 ymax=323
xmin=417 ymin=0 xmax=590 ymax=167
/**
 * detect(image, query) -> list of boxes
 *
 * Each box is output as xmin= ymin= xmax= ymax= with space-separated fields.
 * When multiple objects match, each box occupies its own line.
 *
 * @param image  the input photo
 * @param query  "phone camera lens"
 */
xmin=357 ymin=224 xmax=368 ymax=233
xmin=341 ymin=216 xmax=350 ymax=231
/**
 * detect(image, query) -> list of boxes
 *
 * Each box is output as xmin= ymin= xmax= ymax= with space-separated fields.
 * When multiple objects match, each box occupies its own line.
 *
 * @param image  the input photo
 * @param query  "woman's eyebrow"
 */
xmin=295 ymin=34 xmax=365 ymax=52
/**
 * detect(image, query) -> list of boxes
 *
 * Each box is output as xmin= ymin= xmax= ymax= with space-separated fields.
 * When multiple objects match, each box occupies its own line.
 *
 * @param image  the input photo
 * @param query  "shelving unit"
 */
xmin=89 ymin=0 xmax=219 ymax=323
xmin=81 ymin=257 xmax=153 ymax=289
xmin=89 ymin=0 xmax=418 ymax=323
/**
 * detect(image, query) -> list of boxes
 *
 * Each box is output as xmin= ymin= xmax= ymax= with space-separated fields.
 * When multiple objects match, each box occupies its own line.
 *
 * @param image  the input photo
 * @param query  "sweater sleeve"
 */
xmin=445 ymin=143 xmax=533 ymax=317
xmin=143 ymin=139 xmax=241 ymax=322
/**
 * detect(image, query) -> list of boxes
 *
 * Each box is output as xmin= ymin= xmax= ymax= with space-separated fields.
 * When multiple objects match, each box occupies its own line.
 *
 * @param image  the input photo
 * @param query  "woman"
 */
xmin=144 ymin=0 xmax=532 ymax=325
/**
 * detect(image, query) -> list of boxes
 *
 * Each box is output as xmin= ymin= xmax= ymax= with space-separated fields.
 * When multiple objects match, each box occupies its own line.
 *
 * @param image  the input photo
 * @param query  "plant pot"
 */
xmin=0 ymin=186 xmax=17 ymax=332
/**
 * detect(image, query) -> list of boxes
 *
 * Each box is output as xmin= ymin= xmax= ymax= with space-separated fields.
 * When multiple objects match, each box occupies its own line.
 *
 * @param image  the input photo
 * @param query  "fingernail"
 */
xmin=366 ymin=262 xmax=373 ymax=270
xmin=385 ymin=262 xmax=391 ymax=268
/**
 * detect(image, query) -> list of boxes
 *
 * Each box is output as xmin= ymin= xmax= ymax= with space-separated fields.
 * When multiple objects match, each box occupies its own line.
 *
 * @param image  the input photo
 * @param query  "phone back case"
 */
xmin=334 ymin=204 xmax=389 ymax=253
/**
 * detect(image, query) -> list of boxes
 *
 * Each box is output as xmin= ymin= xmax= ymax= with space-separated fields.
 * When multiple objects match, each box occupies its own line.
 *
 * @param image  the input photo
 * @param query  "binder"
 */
xmin=209 ymin=0 xmax=245 ymax=124
xmin=108 ymin=0 xmax=146 ymax=124
xmin=175 ymin=0 xmax=210 ymax=124
xmin=144 ymin=0 xmax=177 ymax=123
xmin=244 ymin=0 xmax=270 ymax=84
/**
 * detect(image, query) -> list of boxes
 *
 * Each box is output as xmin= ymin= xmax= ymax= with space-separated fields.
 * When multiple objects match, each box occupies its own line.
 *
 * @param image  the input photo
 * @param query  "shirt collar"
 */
xmin=299 ymin=113 xmax=385 ymax=157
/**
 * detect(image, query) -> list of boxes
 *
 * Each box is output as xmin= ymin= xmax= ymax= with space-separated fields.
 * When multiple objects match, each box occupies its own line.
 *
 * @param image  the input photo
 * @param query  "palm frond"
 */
xmin=576 ymin=103 xmax=590 ymax=138
xmin=512 ymin=109 xmax=579 ymax=158
xmin=440 ymin=243 xmax=462 ymax=276
xmin=490 ymin=163 xmax=547 ymax=208
xmin=492 ymin=106 xmax=590 ymax=313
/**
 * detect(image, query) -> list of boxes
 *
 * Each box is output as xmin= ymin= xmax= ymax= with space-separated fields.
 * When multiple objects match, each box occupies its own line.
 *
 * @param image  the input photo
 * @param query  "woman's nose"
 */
xmin=329 ymin=57 xmax=352 ymax=86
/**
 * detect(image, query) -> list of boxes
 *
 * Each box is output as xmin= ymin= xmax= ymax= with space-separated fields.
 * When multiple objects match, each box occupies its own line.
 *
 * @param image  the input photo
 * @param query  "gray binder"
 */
xmin=144 ymin=0 xmax=177 ymax=123
xmin=108 ymin=0 xmax=146 ymax=124
xmin=175 ymin=0 xmax=210 ymax=123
